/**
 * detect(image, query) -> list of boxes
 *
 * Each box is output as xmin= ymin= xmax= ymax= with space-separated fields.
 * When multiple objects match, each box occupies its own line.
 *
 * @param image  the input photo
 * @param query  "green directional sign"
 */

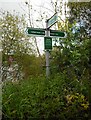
xmin=44 ymin=37 xmax=52 ymax=50
xmin=47 ymin=13 xmax=57 ymax=28
xmin=50 ymin=30 xmax=66 ymax=38
xmin=26 ymin=27 xmax=45 ymax=37
xmin=25 ymin=27 xmax=66 ymax=38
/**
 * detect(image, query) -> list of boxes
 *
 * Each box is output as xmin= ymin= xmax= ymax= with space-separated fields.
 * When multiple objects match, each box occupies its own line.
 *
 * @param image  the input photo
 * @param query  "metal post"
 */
xmin=46 ymin=50 xmax=50 ymax=77
xmin=45 ymin=21 xmax=50 ymax=77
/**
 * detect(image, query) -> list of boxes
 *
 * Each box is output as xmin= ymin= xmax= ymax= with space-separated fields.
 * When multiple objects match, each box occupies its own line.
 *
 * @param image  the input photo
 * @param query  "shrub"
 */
xmin=2 ymin=74 xmax=90 ymax=119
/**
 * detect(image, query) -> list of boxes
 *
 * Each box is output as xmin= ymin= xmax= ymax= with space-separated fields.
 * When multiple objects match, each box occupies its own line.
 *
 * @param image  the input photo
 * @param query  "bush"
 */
xmin=2 ymin=73 xmax=90 ymax=119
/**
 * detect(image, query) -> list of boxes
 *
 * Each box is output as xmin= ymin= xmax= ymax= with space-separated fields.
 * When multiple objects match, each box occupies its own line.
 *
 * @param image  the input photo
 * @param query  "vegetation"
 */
xmin=2 ymin=74 xmax=90 ymax=119
xmin=1 ymin=11 xmax=44 ymax=81
xmin=1 ymin=1 xmax=91 ymax=119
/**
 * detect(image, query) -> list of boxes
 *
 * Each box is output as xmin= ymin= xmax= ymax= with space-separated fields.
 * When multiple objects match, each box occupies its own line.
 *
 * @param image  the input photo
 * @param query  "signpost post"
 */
xmin=45 ymin=21 xmax=50 ymax=77
xmin=26 ymin=13 xmax=66 ymax=77
xmin=45 ymin=13 xmax=57 ymax=77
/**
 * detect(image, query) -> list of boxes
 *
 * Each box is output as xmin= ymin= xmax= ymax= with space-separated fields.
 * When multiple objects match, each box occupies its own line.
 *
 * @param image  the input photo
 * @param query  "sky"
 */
xmin=1 ymin=0 xmax=89 ymax=54
xmin=0 ymin=0 xmax=67 ymax=54
xmin=0 ymin=0 xmax=60 ymax=54
xmin=0 ymin=0 xmax=67 ymax=29
xmin=0 ymin=0 xmax=44 ymax=15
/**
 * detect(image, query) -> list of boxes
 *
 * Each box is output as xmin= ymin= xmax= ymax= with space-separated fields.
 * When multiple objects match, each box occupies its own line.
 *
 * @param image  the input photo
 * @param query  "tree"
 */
xmin=68 ymin=1 xmax=91 ymax=37
xmin=67 ymin=0 xmax=91 ymax=82
xmin=0 ymin=11 xmax=35 ymax=81
xmin=50 ymin=1 xmax=91 ymax=77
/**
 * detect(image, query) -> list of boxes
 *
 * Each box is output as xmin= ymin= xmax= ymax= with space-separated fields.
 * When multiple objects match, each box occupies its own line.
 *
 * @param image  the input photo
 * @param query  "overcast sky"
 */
xmin=0 ymin=0 xmax=44 ymax=14
xmin=0 ymin=0 xmax=65 ymax=54
xmin=0 ymin=0 xmax=90 ymax=54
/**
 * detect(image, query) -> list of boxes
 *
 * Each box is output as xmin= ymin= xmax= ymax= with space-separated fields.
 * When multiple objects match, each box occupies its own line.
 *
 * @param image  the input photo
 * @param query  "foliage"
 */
xmin=51 ymin=28 xmax=89 ymax=77
xmin=0 ymin=11 xmax=44 ymax=81
xmin=2 ymin=73 xmax=90 ymax=120
xmin=15 ymin=54 xmax=45 ymax=78
xmin=68 ymin=1 xmax=91 ymax=37
xmin=1 ymin=11 xmax=33 ymax=56
xmin=67 ymin=1 xmax=91 ymax=76
xmin=50 ymin=0 xmax=91 ymax=93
